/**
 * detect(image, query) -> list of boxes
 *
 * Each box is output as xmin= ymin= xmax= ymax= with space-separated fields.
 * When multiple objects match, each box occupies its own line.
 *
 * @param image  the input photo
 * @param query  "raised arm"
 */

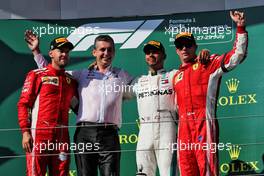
xmin=25 ymin=30 xmax=48 ymax=68
xmin=230 ymin=10 xmax=245 ymax=27
xmin=209 ymin=10 xmax=248 ymax=73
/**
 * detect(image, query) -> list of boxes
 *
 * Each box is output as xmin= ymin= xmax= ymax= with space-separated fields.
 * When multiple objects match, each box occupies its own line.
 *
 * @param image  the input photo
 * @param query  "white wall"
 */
xmin=0 ymin=0 xmax=264 ymax=19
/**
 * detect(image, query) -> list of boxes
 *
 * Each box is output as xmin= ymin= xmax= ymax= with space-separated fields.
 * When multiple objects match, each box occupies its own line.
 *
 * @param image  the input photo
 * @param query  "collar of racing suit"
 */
xmin=148 ymin=68 xmax=166 ymax=76
xmin=47 ymin=64 xmax=65 ymax=75
xmin=179 ymin=60 xmax=197 ymax=70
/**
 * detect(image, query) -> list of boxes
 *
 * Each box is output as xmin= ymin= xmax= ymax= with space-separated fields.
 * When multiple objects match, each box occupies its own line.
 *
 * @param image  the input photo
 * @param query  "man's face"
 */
xmin=176 ymin=41 xmax=197 ymax=64
xmin=49 ymin=46 xmax=70 ymax=68
xmin=145 ymin=49 xmax=165 ymax=68
xmin=93 ymin=41 xmax=115 ymax=68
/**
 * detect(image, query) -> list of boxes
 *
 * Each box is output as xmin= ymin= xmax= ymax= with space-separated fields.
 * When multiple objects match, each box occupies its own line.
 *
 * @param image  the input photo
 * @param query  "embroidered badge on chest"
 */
xmin=161 ymin=74 xmax=169 ymax=85
xmin=174 ymin=72 xmax=183 ymax=84
xmin=192 ymin=63 xmax=199 ymax=70
xmin=161 ymin=79 xmax=169 ymax=84
xmin=66 ymin=77 xmax=71 ymax=84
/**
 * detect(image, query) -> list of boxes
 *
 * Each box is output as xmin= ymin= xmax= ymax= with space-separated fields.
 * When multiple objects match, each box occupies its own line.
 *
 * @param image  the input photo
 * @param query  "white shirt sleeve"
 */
xmin=34 ymin=54 xmax=48 ymax=68
xmin=67 ymin=70 xmax=82 ymax=81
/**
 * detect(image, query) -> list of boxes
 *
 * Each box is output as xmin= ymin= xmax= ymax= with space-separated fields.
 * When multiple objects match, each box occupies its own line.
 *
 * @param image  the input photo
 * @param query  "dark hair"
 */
xmin=94 ymin=35 xmax=115 ymax=50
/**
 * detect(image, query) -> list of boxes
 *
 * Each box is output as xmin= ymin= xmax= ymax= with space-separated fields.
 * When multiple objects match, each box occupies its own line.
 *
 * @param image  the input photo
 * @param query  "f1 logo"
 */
xmin=67 ymin=19 xmax=164 ymax=51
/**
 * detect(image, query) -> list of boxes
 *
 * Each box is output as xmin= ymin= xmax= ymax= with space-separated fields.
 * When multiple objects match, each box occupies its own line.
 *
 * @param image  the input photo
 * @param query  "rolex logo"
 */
xmin=226 ymin=78 xmax=240 ymax=93
xmin=228 ymin=145 xmax=241 ymax=160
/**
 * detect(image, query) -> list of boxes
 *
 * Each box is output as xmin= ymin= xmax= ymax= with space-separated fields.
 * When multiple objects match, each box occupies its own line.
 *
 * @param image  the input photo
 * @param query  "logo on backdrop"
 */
xmin=67 ymin=20 xmax=164 ymax=51
xmin=217 ymin=78 xmax=257 ymax=107
xmin=118 ymin=119 xmax=140 ymax=145
xmin=220 ymin=145 xmax=260 ymax=174
xmin=228 ymin=145 xmax=241 ymax=161
xmin=164 ymin=17 xmax=233 ymax=45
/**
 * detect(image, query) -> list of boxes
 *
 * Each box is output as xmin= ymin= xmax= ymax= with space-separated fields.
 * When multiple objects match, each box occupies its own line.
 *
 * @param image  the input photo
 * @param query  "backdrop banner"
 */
xmin=0 ymin=6 xmax=263 ymax=176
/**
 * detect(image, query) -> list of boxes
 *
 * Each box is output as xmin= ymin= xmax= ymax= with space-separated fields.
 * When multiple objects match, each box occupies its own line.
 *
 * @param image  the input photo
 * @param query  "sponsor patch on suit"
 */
xmin=42 ymin=76 xmax=59 ymax=86
xmin=174 ymin=72 xmax=183 ymax=84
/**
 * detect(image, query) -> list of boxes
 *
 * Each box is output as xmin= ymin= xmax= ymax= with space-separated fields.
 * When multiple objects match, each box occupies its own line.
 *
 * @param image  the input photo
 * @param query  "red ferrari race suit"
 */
xmin=17 ymin=64 xmax=78 ymax=176
xmin=173 ymin=26 xmax=248 ymax=176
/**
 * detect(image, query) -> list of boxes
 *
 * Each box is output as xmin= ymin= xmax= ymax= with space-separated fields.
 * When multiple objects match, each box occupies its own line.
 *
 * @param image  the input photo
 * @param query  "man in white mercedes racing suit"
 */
xmin=134 ymin=40 xmax=178 ymax=176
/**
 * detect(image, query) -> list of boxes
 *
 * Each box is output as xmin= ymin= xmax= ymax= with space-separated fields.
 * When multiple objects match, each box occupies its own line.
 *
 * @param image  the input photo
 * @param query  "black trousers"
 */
xmin=74 ymin=122 xmax=120 ymax=176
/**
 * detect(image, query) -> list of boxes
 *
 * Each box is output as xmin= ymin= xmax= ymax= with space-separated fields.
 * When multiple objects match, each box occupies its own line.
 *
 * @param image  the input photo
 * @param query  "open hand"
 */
xmin=230 ymin=11 xmax=245 ymax=27
xmin=22 ymin=131 xmax=33 ymax=153
xmin=24 ymin=30 xmax=40 ymax=52
xmin=197 ymin=49 xmax=210 ymax=65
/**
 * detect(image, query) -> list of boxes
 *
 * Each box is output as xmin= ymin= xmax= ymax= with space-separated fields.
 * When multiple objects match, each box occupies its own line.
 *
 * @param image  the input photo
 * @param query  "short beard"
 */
xmin=58 ymin=63 xmax=66 ymax=69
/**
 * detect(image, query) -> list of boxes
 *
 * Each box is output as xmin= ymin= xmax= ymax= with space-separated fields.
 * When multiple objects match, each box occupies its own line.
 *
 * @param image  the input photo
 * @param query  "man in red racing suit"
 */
xmin=17 ymin=37 xmax=78 ymax=176
xmin=172 ymin=11 xmax=248 ymax=176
